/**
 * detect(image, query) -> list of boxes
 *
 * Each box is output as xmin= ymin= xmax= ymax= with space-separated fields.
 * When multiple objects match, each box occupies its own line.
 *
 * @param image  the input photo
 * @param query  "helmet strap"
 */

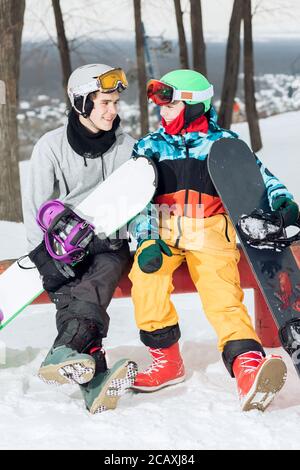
xmin=78 ymin=112 xmax=103 ymax=133
xmin=75 ymin=94 xmax=104 ymax=133
xmin=87 ymin=116 xmax=103 ymax=133
xmin=82 ymin=95 xmax=88 ymax=115
xmin=74 ymin=94 xmax=94 ymax=118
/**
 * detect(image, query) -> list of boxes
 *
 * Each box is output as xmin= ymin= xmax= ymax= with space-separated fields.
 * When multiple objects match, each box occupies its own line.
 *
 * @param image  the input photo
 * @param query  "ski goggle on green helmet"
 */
xmin=147 ymin=69 xmax=214 ymax=112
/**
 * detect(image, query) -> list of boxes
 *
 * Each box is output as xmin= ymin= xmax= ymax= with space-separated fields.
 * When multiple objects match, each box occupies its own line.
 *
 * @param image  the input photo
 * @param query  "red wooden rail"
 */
xmin=1 ymin=246 xmax=292 ymax=348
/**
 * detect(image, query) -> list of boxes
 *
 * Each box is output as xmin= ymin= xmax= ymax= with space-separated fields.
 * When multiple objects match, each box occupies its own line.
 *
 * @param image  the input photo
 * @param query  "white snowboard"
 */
xmin=0 ymin=157 xmax=157 ymax=330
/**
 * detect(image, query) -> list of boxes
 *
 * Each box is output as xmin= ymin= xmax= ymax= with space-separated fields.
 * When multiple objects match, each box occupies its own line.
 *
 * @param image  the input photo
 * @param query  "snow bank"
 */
xmin=1 ymin=111 xmax=300 ymax=450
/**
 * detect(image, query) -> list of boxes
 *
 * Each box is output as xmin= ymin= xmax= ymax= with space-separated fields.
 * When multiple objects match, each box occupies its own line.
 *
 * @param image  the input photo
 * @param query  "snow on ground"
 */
xmin=232 ymin=110 xmax=300 ymax=203
xmin=1 ymin=112 xmax=300 ymax=450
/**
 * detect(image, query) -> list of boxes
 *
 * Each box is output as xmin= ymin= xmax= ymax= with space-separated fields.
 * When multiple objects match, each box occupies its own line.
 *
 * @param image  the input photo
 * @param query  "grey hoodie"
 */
xmin=23 ymin=123 xmax=136 ymax=251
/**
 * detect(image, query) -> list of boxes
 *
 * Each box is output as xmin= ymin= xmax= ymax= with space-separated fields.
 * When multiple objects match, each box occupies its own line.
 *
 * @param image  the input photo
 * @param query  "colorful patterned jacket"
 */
xmin=130 ymin=107 xmax=294 ymax=245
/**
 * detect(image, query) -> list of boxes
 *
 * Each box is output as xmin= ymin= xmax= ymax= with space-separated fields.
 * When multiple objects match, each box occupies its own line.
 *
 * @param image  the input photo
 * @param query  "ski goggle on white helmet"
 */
xmin=67 ymin=64 xmax=128 ymax=114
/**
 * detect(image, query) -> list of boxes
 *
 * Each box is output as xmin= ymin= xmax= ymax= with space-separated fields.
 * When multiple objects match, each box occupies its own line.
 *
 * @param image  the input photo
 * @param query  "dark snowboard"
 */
xmin=208 ymin=138 xmax=300 ymax=377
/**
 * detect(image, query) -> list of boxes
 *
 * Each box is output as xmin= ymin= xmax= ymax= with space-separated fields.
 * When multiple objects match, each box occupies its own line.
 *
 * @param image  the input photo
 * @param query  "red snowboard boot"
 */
xmin=233 ymin=351 xmax=287 ymax=411
xmin=132 ymin=342 xmax=185 ymax=392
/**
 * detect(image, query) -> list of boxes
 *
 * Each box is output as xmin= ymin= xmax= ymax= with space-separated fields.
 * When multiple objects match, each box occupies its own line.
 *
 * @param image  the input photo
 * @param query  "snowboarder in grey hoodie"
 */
xmin=23 ymin=64 xmax=137 ymax=414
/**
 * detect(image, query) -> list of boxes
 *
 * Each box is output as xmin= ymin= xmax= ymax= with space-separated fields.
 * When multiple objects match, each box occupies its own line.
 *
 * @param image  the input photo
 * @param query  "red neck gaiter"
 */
xmin=161 ymin=108 xmax=185 ymax=135
xmin=183 ymin=115 xmax=209 ymax=134
xmin=162 ymin=108 xmax=209 ymax=135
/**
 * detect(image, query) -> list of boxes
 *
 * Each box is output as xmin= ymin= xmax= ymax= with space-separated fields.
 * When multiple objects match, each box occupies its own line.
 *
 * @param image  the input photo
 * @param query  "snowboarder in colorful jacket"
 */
xmin=129 ymin=69 xmax=299 ymax=411
xmin=23 ymin=64 xmax=138 ymax=414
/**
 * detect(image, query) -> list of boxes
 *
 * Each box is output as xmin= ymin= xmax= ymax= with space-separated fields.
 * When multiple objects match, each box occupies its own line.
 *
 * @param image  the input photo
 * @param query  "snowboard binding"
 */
xmin=279 ymin=318 xmax=300 ymax=375
xmin=37 ymin=200 xmax=95 ymax=264
xmin=238 ymin=209 xmax=300 ymax=252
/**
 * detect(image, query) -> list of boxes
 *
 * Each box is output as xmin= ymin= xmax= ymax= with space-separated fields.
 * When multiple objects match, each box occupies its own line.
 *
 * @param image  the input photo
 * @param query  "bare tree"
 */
xmin=0 ymin=0 xmax=25 ymax=221
xmin=174 ymin=0 xmax=189 ymax=69
xmin=243 ymin=0 xmax=262 ymax=151
xmin=133 ymin=0 xmax=149 ymax=135
xmin=218 ymin=0 xmax=243 ymax=129
xmin=52 ymin=0 xmax=72 ymax=105
xmin=190 ymin=0 xmax=206 ymax=75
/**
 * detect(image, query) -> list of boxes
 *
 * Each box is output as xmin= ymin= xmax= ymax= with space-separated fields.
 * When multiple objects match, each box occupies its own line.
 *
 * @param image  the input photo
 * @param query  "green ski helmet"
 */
xmin=159 ymin=69 xmax=214 ymax=112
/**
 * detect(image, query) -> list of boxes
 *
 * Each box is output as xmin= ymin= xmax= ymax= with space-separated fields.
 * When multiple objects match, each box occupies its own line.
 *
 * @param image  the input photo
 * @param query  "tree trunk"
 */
xmin=0 ymin=0 xmax=25 ymax=222
xmin=243 ymin=0 xmax=262 ymax=152
xmin=52 ymin=0 xmax=72 ymax=105
xmin=174 ymin=0 xmax=189 ymax=69
xmin=218 ymin=0 xmax=243 ymax=129
xmin=190 ymin=0 xmax=206 ymax=75
xmin=133 ymin=0 xmax=149 ymax=136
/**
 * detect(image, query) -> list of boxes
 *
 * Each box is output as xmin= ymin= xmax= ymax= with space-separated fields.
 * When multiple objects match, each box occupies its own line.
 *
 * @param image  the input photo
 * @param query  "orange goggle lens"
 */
xmin=98 ymin=68 xmax=128 ymax=91
xmin=147 ymin=80 xmax=174 ymax=105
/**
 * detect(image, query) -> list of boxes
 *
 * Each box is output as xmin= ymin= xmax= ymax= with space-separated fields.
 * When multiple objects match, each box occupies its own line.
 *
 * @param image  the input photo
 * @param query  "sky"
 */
xmin=22 ymin=0 xmax=300 ymax=43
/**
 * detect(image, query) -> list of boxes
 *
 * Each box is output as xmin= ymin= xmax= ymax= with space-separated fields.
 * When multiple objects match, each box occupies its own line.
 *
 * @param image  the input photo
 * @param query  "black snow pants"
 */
xmin=48 ymin=241 xmax=131 ymax=351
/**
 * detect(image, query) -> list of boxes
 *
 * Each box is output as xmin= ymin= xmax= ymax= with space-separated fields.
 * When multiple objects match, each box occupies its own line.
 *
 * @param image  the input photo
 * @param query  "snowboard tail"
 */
xmin=208 ymin=138 xmax=300 ymax=377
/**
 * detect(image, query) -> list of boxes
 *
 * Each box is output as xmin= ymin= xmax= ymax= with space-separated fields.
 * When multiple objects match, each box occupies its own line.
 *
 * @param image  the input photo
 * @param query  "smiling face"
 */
xmin=160 ymin=100 xmax=185 ymax=123
xmin=80 ymin=90 xmax=120 ymax=132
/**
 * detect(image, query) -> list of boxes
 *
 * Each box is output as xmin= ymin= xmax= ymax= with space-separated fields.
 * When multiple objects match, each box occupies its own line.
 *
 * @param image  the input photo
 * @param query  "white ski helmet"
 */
xmin=67 ymin=64 xmax=128 ymax=116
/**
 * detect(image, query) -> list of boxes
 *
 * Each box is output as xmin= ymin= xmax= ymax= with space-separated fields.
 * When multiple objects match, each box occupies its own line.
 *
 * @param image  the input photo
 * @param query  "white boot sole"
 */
xmin=91 ymin=361 xmax=138 ymax=414
xmin=131 ymin=374 xmax=186 ymax=392
xmin=38 ymin=359 xmax=96 ymax=386
xmin=241 ymin=357 xmax=287 ymax=412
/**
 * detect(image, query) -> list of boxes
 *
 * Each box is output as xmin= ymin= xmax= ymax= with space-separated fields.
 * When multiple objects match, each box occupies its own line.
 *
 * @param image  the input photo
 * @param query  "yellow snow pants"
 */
xmin=129 ymin=214 xmax=261 ymax=352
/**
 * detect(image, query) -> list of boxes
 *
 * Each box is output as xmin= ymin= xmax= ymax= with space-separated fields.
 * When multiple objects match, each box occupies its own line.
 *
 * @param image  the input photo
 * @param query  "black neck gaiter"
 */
xmin=67 ymin=109 xmax=121 ymax=165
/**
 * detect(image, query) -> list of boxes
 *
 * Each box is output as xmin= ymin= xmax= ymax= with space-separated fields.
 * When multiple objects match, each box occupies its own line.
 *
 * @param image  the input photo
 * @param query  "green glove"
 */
xmin=138 ymin=239 xmax=172 ymax=274
xmin=273 ymin=197 xmax=299 ymax=227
